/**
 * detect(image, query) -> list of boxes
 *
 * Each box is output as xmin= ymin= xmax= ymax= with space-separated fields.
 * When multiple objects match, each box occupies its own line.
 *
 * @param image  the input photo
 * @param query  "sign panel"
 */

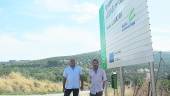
xmin=99 ymin=0 xmax=154 ymax=68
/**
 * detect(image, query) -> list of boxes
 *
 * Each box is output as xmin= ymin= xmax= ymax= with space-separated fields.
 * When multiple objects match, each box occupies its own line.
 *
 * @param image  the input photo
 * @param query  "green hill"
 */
xmin=0 ymin=51 xmax=169 ymax=82
xmin=0 ymin=51 xmax=100 ymax=82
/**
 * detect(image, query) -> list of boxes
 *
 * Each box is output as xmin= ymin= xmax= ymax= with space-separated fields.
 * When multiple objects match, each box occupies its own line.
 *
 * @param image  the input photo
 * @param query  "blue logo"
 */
xmin=109 ymin=52 xmax=114 ymax=63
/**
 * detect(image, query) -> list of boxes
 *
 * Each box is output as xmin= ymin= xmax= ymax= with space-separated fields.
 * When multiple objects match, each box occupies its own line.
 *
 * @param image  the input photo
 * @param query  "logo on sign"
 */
xmin=122 ymin=8 xmax=136 ymax=31
xmin=109 ymin=52 xmax=114 ymax=63
xmin=109 ymin=51 xmax=121 ymax=63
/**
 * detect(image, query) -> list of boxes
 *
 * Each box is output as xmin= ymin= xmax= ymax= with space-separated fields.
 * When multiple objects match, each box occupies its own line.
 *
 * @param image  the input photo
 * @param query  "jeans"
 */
xmin=90 ymin=91 xmax=103 ymax=96
xmin=64 ymin=89 xmax=79 ymax=96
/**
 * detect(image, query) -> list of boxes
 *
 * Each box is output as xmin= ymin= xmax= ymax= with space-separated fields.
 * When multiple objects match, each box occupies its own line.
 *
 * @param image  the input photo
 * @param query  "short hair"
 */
xmin=70 ymin=59 xmax=75 ymax=62
xmin=92 ymin=59 xmax=99 ymax=64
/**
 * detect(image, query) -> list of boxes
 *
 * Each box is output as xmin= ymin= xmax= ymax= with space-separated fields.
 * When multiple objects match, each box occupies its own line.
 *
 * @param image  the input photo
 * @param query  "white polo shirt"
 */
xmin=63 ymin=65 xmax=82 ymax=89
xmin=89 ymin=68 xmax=107 ymax=94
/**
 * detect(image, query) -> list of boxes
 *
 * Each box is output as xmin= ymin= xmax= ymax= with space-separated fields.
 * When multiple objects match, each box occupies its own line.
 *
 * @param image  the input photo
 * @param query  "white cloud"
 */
xmin=33 ymin=0 xmax=98 ymax=23
xmin=151 ymin=26 xmax=170 ymax=51
xmin=21 ymin=11 xmax=54 ymax=19
xmin=0 ymin=26 xmax=100 ymax=61
xmin=34 ymin=0 xmax=74 ymax=12
xmin=71 ymin=2 xmax=98 ymax=23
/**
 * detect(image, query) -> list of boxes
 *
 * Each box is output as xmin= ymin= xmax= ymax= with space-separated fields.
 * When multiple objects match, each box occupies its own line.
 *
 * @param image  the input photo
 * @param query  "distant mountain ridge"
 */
xmin=0 ymin=51 xmax=169 ymax=83
xmin=0 ymin=51 xmax=170 ymax=66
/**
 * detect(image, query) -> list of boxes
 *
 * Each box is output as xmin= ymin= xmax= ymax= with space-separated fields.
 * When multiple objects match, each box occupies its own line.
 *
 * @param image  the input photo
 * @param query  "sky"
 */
xmin=0 ymin=0 xmax=169 ymax=61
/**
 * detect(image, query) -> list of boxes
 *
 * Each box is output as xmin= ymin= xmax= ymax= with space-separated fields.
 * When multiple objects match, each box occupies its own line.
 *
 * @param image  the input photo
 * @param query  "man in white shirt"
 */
xmin=89 ymin=59 xmax=107 ymax=96
xmin=63 ymin=59 xmax=83 ymax=96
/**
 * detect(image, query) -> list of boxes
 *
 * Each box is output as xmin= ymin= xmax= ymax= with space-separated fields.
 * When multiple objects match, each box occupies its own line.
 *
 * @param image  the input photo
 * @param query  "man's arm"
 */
xmin=80 ymin=74 xmax=84 ymax=90
xmin=103 ymin=80 xmax=106 ymax=89
xmin=63 ymin=77 xmax=66 ymax=92
xmin=103 ymin=70 xmax=107 ymax=89
xmin=79 ymin=67 xmax=84 ymax=90
xmin=63 ymin=68 xmax=67 ymax=92
xmin=88 ymin=70 xmax=91 ymax=89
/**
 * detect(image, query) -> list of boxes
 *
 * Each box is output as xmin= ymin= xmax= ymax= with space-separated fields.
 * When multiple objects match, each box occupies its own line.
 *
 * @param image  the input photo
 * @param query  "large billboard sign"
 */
xmin=99 ymin=0 xmax=154 ymax=68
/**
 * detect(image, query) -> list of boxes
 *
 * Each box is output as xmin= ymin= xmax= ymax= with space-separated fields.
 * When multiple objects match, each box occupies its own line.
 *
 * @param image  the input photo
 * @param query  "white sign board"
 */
xmin=100 ymin=0 xmax=154 ymax=68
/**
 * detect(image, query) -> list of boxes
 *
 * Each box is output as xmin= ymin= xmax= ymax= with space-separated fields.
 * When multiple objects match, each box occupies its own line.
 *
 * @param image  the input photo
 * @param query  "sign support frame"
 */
xmin=149 ymin=62 xmax=156 ymax=96
xmin=120 ymin=66 xmax=125 ymax=96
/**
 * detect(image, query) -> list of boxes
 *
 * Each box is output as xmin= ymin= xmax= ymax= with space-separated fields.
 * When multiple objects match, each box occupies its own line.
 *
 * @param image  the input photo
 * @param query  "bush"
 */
xmin=0 ymin=72 xmax=62 ymax=95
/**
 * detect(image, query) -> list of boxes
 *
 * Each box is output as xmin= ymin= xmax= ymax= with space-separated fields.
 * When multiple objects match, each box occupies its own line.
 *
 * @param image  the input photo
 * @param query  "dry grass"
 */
xmin=0 ymin=72 xmax=62 ymax=94
xmin=106 ymin=87 xmax=133 ymax=96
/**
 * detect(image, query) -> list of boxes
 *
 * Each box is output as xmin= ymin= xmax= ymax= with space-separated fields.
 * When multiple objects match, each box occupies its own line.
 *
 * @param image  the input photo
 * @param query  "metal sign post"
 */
xmin=149 ymin=62 xmax=156 ymax=96
xmin=120 ymin=67 xmax=125 ymax=96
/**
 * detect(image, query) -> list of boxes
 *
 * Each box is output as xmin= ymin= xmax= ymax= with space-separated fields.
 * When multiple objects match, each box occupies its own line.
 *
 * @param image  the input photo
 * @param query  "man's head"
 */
xmin=69 ymin=59 xmax=76 ymax=67
xmin=92 ymin=59 xmax=99 ymax=70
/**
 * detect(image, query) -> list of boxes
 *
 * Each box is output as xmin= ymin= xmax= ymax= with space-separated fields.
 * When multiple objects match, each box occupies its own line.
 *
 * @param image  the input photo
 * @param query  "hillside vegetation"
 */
xmin=0 ymin=72 xmax=62 ymax=95
xmin=0 ymin=51 xmax=169 ymax=95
